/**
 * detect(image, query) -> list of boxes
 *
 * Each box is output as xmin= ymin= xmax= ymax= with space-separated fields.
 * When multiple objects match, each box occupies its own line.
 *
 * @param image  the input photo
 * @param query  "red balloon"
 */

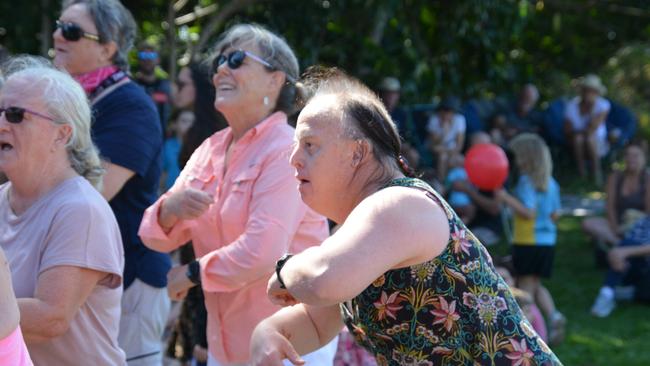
xmin=464 ymin=143 xmax=509 ymax=191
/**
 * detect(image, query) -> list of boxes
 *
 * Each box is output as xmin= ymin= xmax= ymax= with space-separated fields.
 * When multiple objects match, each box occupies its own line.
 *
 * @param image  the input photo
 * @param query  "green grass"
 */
xmin=488 ymin=217 xmax=650 ymax=365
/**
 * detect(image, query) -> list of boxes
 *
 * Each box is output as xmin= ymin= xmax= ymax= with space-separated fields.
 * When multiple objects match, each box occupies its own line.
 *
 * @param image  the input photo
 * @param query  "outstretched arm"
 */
xmin=250 ymin=304 xmax=342 ymax=366
xmin=497 ymin=189 xmax=535 ymax=220
xmin=0 ymin=248 xmax=20 ymax=339
xmin=276 ymin=187 xmax=449 ymax=306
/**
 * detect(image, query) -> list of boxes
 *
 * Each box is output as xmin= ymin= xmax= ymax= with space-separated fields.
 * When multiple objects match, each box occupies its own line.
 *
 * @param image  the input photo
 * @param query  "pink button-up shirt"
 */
xmin=138 ymin=112 xmax=328 ymax=364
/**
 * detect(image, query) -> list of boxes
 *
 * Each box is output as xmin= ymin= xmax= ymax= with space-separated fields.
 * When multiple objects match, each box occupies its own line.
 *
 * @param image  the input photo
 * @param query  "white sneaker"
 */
xmin=591 ymin=291 xmax=616 ymax=318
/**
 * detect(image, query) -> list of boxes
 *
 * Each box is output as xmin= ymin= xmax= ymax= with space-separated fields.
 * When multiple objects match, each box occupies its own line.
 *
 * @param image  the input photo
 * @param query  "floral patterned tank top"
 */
xmin=340 ymin=178 xmax=562 ymax=366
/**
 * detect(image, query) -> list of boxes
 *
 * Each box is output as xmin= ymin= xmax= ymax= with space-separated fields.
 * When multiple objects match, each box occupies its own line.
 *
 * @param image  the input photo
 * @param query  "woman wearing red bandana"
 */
xmin=53 ymin=1 xmax=169 ymax=365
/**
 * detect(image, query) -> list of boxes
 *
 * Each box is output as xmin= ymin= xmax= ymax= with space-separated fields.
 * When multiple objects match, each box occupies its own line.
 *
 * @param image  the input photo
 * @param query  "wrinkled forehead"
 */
xmin=1 ymin=75 xmax=41 ymax=105
xmin=219 ymin=39 xmax=260 ymax=55
xmin=296 ymin=94 xmax=345 ymax=136
xmin=61 ymin=3 xmax=96 ymax=31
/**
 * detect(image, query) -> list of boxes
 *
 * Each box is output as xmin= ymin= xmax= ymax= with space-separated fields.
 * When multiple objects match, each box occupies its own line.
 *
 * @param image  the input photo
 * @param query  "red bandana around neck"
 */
xmin=74 ymin=65 xmax=120 ymax=96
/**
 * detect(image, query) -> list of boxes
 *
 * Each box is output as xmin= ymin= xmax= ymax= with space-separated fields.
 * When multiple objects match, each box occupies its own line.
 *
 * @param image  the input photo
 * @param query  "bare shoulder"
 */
xmin=349 ymin=185 xmax=450 ymax=248
xmin=359 ymin=185 xmax=446 ymax=216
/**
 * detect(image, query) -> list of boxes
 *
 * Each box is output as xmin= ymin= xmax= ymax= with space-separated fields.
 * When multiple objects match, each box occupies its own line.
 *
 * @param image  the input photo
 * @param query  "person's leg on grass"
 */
xmin=590 ymin=240 xmax=641 ymax=317
xmin=572 ymin=133 xmax=586 ymax=178
xmin=587 ymin=132 xmax=603 ymax=186
xmin=536 ymin=285 xmax=565 ymax=345
xmin=437 ymin=150 xmax=449 ymax=182
xmin=582 ymin=216 xmax=620 ymax=246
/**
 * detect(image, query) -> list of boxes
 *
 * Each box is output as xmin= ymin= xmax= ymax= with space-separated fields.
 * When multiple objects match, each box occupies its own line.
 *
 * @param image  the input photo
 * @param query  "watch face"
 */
xmin=187 ymin=260 xmax=201 ymax=284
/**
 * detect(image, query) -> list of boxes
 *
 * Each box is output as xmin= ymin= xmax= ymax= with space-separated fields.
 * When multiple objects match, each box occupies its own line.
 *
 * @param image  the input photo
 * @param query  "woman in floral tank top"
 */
xmin=250 ymin=69 xmax=562 ymax=366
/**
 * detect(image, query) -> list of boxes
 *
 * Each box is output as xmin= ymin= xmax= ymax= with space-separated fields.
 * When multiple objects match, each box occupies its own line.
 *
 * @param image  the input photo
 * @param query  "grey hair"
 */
xmin=211 ymin=23 xmax=301 ymax=115
xmin=2 ymin=56 xmax=104 ymax=189
xmin=62 ymin=0 xmax=136 ymax=71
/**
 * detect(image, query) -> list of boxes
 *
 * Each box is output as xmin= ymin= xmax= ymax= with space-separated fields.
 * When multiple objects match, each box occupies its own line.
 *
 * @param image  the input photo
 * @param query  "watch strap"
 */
xmin=275 ymin=254 xmax=294 ymax=289
xmin=186 ymin=259 xmax=202 ymax=285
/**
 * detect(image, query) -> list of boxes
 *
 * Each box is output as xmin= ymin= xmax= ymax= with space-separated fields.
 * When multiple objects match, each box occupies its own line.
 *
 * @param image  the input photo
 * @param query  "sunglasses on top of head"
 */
xmin=56 ymin=20 xmax=100 ymax=42
xmin=0 ymin=107 xmax=56 ymax=124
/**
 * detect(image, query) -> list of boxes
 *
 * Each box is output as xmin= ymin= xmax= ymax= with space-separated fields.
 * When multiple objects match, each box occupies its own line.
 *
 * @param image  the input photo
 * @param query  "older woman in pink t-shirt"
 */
xmin=0 ymin=58 xmax=125 ymax=365
xmin=139 ymin=24 xmax=337 ymax=366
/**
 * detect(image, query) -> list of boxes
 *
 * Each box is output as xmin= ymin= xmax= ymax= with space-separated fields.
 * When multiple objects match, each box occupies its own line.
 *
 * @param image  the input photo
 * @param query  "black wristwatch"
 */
xmin=186 ymin=259 xmax=202 ymax=285
xmin=275 ymin=254 xmax=294 ymax=289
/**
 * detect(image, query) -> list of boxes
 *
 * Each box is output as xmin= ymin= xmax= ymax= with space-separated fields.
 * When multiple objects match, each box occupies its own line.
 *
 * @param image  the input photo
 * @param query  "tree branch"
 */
xmin=192 ymin=0 xmax=263 ymax=59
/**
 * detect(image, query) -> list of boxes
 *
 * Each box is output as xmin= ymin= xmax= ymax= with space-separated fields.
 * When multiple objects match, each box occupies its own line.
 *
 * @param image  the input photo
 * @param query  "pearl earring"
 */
xmin=263 ymin=96 xmax=269 ymax=106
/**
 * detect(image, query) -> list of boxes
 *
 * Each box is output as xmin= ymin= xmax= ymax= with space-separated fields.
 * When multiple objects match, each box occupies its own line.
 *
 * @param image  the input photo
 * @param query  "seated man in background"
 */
xmin=427 ymin=96 xmax=466 ymax=181
xmin=490 ymin=84 xmax=542 ymax=146
xmin=564 ymin=74 xmax=611 ymax=185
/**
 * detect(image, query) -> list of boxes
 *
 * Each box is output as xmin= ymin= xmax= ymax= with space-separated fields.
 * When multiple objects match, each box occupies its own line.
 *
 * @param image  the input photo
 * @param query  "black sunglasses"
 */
xmin=56 ymin=20 xmax=100 ymax=42
xmin=212 ymin=50 xmax=275 ymax=74
xmin=0 ymin=107 xmax=56 ymax=124
xmin=212 ymin=50 xmax=297 ymax=83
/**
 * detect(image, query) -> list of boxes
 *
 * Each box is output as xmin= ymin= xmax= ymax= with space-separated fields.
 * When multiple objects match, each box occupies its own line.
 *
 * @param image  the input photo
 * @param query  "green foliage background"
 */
xmin=3 ymin=1 xmax=650 ymax=105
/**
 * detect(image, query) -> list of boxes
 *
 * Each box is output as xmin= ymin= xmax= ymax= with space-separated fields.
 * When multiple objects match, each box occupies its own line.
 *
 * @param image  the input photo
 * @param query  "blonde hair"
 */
xmin=508 ymin=133 xmax=552 ymax=191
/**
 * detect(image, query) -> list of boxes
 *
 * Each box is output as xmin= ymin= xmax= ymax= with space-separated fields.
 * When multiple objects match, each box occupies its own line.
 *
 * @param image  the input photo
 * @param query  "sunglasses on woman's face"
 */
xmin=0 ymin=107 xmax=56 ymax=124
xmin=212 ymin=50 xmax=274 ymax=74
xmin=56 ymin=20 xmax=100 ymax=42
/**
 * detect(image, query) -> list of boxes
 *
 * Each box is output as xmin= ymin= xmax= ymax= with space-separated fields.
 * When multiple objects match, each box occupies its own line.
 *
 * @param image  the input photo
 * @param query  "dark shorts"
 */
xmin=512 ymin=245 xmax=555 ymax=278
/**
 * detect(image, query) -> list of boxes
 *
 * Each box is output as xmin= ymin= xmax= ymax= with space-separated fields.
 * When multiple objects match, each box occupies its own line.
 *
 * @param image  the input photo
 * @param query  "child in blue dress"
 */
xmin=498 ymin=133 xmax=566 ymax=345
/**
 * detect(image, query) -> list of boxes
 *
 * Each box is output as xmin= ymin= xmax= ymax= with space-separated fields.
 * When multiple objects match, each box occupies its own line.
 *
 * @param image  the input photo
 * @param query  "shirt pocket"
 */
xmin=184 ymin=169 xmax=215 ymax=193
xmin=221 ymin=165 xmax=261 ymax=225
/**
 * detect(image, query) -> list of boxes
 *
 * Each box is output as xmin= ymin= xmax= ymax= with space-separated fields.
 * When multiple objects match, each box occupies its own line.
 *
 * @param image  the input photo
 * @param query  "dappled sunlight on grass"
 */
xmin=568 ymin=332 xmax=624 ymax=349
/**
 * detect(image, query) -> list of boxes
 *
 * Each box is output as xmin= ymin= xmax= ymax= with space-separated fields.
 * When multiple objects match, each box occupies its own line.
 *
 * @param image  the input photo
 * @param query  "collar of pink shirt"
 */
xmin=206 ymin=111 xmax=288 ymax=172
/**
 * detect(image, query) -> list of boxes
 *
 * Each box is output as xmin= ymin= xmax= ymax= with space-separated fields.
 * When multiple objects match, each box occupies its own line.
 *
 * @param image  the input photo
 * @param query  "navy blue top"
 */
xmin=92 ymin=81 xmax=171 ymax=289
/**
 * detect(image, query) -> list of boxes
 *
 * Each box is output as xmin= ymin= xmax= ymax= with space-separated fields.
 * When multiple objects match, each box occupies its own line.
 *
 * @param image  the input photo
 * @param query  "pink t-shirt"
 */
xmin=0 ymin=327 xmax=33 ymax=366
xmin=0 ymin=177 xmax=126 ymax=366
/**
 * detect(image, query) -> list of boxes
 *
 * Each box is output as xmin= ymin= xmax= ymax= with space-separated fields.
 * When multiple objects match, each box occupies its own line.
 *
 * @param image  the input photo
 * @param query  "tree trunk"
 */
xmin=40 ymin=0 xmax=51 ymax=57
xmin=167 ymin=0 xmax=178 ymax=84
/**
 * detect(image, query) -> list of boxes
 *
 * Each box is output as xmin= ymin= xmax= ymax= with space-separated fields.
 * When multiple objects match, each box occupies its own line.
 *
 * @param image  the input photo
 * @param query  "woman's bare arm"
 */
xmin=0 ymin=248 xmax=20 ymax=339
xmin=18 ymin=266 xmax=104 ymax=344
xmin=250 ymin=304 xmax=342 ymax=366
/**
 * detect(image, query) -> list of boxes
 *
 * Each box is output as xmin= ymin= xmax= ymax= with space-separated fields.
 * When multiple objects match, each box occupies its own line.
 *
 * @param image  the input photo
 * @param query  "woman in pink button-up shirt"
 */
xmin=138 ymin=24 xmax=333 ymax=366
